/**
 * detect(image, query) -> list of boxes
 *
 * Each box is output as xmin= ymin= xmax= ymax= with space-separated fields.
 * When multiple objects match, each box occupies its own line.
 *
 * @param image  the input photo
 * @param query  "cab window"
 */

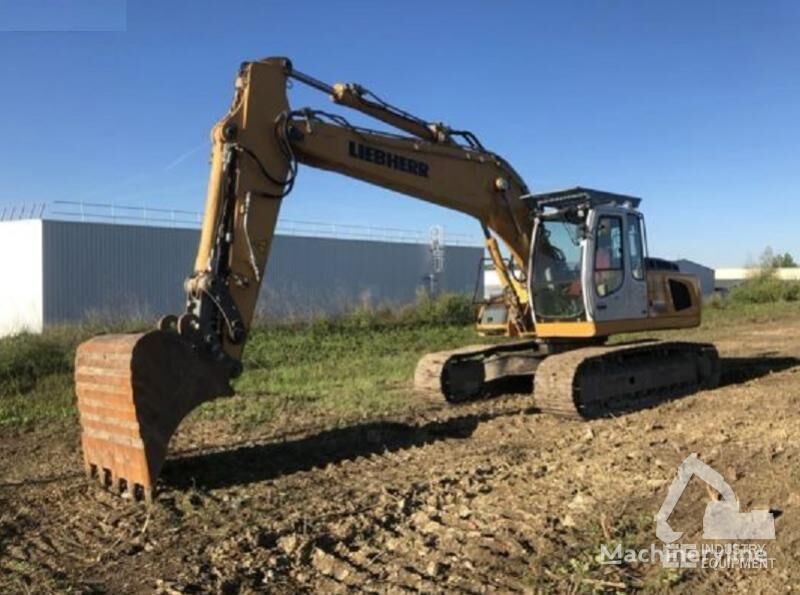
xmin=594 ymin=216 xmax=624 ymax=296
xmin=627 ymin=214 xmax=645 ymax=281
xmin=531 ymin=218 xmax=585 ymax=320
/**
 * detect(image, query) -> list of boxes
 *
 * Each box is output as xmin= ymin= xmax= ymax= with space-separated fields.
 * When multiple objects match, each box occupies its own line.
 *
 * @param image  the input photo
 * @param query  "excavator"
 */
xmin=74 ymin=57 xmax=720 ymax=502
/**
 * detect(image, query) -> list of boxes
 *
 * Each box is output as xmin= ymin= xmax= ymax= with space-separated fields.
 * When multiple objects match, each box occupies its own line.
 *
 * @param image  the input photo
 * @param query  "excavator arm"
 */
xmin=184 ymin=57 xmax=534 ymax=373
xmin=75 ymin=57 xmax=536 ymax=499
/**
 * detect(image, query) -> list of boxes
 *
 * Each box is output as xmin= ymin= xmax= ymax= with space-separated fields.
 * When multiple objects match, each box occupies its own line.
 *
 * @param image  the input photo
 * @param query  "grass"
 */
xmin=527 ymin=510 xmax=698 ymax=592
xmin=2 ymin=294 xmax=800 ymax=430
xmin=728 ymin=269 xmax=800 ymax=304
xmin=205 ymin=292 xmax=482 ymax=426
xmin=0 ymin=330 xmax=84 ymax=427
xmin=0 ymin=321 xmax=150 ymax=427
xmin=201 ymin=323 xmax=478 ymax=427
xmin=0 ymin=295 xmax=479 ymax=429
xmin=701 ymin=298 xmax=800 ymax=327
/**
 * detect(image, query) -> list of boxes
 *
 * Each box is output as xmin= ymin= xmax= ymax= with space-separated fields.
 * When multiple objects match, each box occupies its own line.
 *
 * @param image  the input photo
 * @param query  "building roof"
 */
xmin=675 ymin=259 xmax=714 ymax=273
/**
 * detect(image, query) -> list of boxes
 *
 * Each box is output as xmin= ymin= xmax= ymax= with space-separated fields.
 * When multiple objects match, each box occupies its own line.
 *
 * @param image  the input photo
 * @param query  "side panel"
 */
xmin=646 ymin=270 xmax=702 ymax=325
xmin=0 ymin=220 xmax=43 ymax=335
xmin=536 ymin=315 xmax=699 ymax=338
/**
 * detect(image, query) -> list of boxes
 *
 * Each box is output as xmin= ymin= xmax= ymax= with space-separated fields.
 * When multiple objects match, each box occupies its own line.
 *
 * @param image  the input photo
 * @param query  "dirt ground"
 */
xmin=2 ymin=318 xmax=800 ymax=593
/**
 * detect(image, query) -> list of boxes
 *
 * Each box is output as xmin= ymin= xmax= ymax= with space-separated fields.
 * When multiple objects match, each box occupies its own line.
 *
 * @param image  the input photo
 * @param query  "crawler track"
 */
xmin=534 ymin=341 xmax=721 ymax=418
xmin=415 ymin=339 xmax=720 ymax=419
xmin=414 ymin=340 xmax=545 ymax=403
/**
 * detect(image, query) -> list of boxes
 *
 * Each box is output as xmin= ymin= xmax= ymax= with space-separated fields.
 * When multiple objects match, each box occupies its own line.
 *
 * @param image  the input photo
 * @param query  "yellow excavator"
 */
xmin=75 ymin=57 xmax=719 ymax=501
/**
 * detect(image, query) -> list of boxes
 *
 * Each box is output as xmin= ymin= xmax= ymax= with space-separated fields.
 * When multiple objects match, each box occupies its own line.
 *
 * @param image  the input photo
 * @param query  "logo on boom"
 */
xmin=348 ymin=141 xmax=429 ymax=178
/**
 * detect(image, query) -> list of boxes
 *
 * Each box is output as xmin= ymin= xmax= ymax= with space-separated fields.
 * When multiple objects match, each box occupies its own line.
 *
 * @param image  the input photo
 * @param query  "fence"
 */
xmin=0 ymin=203 xmax=47 ymax=221
xmin=11 ymin=200 xmax=484 ymax=246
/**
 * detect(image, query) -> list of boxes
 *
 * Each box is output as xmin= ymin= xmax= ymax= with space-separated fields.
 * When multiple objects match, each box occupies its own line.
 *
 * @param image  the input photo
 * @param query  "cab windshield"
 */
xmin=530 ymin=216 xmax=585 ymax=320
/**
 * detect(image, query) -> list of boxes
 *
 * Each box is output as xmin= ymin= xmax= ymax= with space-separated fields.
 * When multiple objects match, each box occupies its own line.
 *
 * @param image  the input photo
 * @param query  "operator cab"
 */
xmin=524 ymin=188 xmax=700 ymax=338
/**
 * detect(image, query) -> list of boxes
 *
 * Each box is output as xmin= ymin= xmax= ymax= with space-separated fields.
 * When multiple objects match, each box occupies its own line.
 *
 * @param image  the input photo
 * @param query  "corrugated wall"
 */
xmin=42 ymin=221 xmax=196 ymax=323
xmin=261 ymin=235 xmax=480 ymax=318
xmin=41 ymin=220 xmax=482 ymax=324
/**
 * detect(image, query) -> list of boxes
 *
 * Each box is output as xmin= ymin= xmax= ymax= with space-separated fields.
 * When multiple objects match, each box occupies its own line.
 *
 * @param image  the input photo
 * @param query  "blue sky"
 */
xmin=0 ymin=0 xmax=797 ymax=266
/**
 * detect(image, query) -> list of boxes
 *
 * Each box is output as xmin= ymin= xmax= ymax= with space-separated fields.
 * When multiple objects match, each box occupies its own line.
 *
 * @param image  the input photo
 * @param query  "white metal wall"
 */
xmin=0 ymin=220 xmax=44 ymax=334
xmin=35 ymin=220 xmax=482 ymax=326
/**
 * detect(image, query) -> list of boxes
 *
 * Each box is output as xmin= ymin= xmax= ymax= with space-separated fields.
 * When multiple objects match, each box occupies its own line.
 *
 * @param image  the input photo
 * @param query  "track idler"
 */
xmin=75 ymin=331 xmax=233 ymax=502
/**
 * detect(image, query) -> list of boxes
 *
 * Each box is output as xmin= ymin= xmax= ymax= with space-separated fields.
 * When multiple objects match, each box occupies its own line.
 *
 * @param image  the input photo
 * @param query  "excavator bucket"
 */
xmin=75 ymin=331 xmax=233 ymax=501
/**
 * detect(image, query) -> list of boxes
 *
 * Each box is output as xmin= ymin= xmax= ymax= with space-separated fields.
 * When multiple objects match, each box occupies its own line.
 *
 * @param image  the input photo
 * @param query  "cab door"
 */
xmin=586 ymin=208 xmax=648 ymax=322
xmin=624 ymin=213 xmax=649 ymax=319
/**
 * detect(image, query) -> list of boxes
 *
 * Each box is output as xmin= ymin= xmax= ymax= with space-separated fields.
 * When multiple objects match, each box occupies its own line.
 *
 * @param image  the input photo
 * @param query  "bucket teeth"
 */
xmin=75 ymin=330 xmax=233 ymax=503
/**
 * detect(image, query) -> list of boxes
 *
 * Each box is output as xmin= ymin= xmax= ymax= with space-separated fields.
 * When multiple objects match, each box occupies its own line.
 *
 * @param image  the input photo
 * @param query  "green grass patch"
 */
xmin=0 ymin=330 xmax=88 ymax=427
xmin=728 ymin=270 xmax=800 ymax=304
xmin=701 ymin=298 xmax=800 ymax=328
xmin=0 ymin=373 xmax=75 ymax=427
xmin=0 ymin=320 xmax=151 ymax=428
xmin=526 ymin=511 xmax=693 ymax=592
xmin=3 ymin=294 xmax=800 ymax=430
xmin=200 ymin=323 xmax=478 ymax=427
xmin=0 ymin=295 xmax=479 ymax=429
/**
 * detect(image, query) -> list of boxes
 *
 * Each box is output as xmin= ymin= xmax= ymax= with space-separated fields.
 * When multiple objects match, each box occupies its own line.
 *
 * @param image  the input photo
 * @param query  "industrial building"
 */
xmin=715 ymin=267 xmax=800 ymax=292
xmin=675 ymin=259 xmax=715 ymax=297
xmin=0 ymin=215 xmax=483 ymax=336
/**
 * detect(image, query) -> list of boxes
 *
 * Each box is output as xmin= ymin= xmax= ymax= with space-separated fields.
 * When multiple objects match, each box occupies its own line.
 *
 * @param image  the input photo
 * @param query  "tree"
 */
xmin=776 ymin=252 xmax=797 ymax=268
xmin=759 ymin=246 xmax=776 ymax=270
xmin=758 ymin=247 xmax=797 ymax=269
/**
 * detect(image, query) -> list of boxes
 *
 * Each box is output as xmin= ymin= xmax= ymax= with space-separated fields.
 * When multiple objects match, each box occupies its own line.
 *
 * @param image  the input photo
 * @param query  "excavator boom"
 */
xmin=76 ymin=57 xmax=536 ymax=498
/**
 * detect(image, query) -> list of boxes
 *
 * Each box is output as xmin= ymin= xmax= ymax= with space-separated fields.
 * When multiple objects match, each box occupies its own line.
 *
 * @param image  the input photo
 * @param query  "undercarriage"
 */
xmin=414 ymin=339 xmax=720 ymax=418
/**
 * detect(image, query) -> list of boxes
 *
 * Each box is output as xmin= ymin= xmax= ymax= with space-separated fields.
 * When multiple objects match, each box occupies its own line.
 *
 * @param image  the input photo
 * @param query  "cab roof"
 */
xmin=522 ymin=187 xmax=642 ymax=211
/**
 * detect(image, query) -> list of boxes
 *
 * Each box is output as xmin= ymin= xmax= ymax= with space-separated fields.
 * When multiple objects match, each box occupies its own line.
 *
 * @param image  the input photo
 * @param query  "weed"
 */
xmin=729 ymin=270 xmax=800 ymax=304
